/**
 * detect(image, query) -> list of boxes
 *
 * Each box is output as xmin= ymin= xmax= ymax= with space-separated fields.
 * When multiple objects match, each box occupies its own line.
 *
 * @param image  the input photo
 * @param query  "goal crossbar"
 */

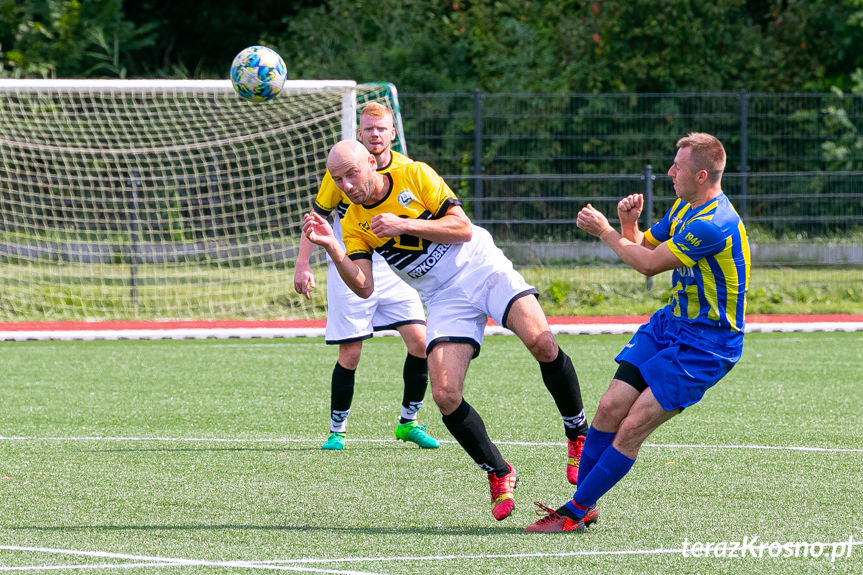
xmin=0 ymin=79 xmax=357 ymax=91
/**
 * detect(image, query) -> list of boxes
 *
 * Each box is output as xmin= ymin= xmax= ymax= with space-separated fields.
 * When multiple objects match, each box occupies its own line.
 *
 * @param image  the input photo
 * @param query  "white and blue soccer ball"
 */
xmin=230 ymin=46 xmax=287 ymax=101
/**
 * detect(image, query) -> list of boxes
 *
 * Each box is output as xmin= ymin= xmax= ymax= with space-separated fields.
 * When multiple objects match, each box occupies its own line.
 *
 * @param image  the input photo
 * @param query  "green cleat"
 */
xmin=321 ymin=432 xmax=346 ymax=450
xmin=395 ymin=421 xmax=440 ymax=449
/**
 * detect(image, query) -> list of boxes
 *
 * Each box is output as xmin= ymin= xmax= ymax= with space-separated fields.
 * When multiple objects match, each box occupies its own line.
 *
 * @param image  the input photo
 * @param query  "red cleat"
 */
xmin=567 ymin=435 xmax=585 ymax=485
xmin=582 ymin=503 xmax=599 ymax=527
xmin=488 ymin=462 xmax=518 ymax=520
xmin=524 ymin=502 xmax=584 ymax=533
xmin=524 ymin=501 xmax=599 ymax=533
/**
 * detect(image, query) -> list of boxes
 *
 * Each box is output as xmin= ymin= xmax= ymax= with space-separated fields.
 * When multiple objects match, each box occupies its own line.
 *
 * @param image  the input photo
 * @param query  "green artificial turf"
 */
xmin=1 ymin=332 xmax=861 ymax=574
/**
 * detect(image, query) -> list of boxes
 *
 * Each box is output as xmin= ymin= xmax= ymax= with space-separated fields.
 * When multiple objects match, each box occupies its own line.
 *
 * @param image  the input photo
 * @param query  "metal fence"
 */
xmin=398 ymin=92 xmax=863 ymax=260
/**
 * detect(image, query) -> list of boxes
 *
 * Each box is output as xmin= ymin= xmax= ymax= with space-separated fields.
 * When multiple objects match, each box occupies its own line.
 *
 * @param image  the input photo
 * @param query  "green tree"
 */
xmin=818 ymin=0 xmax=863 ymax=169
xmin=269 ymin=0 xmax=863 ymax=93
xmin=270 ymin=0 xmax=474 ymax=91
xmin=0 ymin=0 xmax=157 ymax=78
xmin=3 ymin=0 xmax=863 ymax=91
xmin=122 ymin=0 xmax=308 ymax=78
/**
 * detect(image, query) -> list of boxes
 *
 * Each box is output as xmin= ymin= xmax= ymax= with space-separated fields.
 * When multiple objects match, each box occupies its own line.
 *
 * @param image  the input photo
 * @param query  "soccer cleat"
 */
xmin=567 ymin=435 xmax=585 ymax=485
xmin=524 ymin=502 xmax=585 ymax=533
xmin=321 ymin=432 xmax=346 ymax=450
xmin=582 ymin=504 xmax=599 ymax=527
xmin=488 ymin=461 xmax=519 ymax=520
xmin=395 ymin=421 xmax=440 ymax=449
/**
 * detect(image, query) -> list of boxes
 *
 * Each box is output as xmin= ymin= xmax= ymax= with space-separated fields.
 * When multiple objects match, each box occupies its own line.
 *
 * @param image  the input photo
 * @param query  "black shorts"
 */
xmin=614 ymin=360 xmax=648 ymax=393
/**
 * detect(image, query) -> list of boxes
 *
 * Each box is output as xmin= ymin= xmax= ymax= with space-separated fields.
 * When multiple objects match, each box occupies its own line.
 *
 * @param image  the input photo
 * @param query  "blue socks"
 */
xmin=576 ymin=425 xmax=616 ymax=486
xmin=565 ymin=445 xmax=635 ymax=517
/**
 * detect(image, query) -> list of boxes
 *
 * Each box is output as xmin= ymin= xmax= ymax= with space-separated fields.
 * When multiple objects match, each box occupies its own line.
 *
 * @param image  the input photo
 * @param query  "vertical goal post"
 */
xmin=0 ymin=79 xmax=407 ymax=324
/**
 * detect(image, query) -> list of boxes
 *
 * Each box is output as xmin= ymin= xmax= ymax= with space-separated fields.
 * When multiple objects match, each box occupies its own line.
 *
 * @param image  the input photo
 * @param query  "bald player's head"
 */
xmin=327 ymin=139 xmax=379 ymax=204
xmin=327 ymin=139 xmax=371 ymax=171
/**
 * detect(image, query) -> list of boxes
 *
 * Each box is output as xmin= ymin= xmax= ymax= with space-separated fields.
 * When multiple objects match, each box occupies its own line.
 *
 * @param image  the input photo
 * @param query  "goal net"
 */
xmin=0 ymin=79 xmax=406 ymax=323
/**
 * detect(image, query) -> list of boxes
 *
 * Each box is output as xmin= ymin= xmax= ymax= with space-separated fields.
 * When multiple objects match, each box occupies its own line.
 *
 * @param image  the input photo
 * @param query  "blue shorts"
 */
xmin=614 ymin=307 xmax=742 ymax=411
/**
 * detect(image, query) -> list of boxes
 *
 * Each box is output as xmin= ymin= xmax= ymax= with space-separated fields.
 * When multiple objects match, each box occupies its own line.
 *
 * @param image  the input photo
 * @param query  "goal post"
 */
xmin=0 ymin=79 xmax=406 ymax=323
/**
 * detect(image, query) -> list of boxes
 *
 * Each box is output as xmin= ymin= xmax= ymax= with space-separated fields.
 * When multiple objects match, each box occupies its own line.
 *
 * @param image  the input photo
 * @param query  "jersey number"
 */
xmin=394 ymin=234 xmax=423 ymax=250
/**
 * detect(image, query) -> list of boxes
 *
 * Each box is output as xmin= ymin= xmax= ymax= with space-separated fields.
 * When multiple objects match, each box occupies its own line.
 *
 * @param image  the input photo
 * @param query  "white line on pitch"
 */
xmin=5 ymin=540 xmax=863 ymax=572
xmin=641 ymin=443 xmax=863 ymax=452
xmin=0 ymin=546 xmax=389 ymax=575
xmin=0 ymin=566 xmax=383 ymax=575
xmin=0 ymin=562 xmax=183 ymax=571
xmin=0 ymin=435 xmax=862 ymax=453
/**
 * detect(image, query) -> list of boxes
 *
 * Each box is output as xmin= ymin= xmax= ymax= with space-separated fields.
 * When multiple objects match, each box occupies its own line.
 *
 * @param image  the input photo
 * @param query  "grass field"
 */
xmin=1 ymin=332 xmax=862 ymax=574
xmin=2 ymin=263 xmax=861 ymax=321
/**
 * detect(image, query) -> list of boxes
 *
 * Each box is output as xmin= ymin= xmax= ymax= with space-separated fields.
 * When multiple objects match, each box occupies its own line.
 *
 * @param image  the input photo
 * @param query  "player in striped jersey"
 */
xmin=527 ymin=132 xmax=750 ymax=532
xmin=293 ymin=103 xmax=439 ymax=451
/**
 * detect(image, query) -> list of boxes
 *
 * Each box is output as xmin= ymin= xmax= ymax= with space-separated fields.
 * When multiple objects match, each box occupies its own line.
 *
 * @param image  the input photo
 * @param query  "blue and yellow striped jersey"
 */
xmin=644 ymin=193 xmax=750 ymax=334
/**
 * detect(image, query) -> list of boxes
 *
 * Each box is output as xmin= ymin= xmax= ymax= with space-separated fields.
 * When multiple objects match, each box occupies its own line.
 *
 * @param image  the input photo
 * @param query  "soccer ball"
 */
xmin=230 ymin=46 xmax=287 ymax=101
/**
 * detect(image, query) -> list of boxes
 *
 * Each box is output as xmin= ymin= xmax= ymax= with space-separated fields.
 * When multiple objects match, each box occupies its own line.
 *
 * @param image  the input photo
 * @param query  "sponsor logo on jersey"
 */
xmin=406 ymin=242 xmax=450 ymax=278
xmin=397 ymin=190 xmax=416 ymax=208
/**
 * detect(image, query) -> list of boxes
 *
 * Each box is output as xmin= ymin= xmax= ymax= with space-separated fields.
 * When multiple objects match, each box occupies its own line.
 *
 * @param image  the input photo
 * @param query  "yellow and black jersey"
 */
xmin=311 ymin=151 xmax=412 ymax=243
xmin=342 ymin=161 xmax=473 ymax=293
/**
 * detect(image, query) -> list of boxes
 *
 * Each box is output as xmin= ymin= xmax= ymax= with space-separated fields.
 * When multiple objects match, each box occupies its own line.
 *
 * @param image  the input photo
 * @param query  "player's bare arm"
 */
xmin=302 ymin=212 xmax=374 ymax=298
xmin=370 ymin=205 xmax=473 ymax=244
xmin=577 ymin=203 xmax=680 ymax=277
xmin=292 ymin=232 xmax=317 ymax=299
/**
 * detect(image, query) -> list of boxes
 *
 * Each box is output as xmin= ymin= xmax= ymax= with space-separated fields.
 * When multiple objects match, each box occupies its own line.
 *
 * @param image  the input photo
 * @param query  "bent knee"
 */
xmin=524 ymin=330 xmax=559 ymax=362
xmin=593 ymin=394 xmax=631 ymax=430
xmin=431 ymin=387 xmax=461 ymax=414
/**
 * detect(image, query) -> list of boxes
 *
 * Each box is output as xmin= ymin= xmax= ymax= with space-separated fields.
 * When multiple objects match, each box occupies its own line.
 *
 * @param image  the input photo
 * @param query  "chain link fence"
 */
xmin=395 ymin=92 xmax=862 ymax=309
xmin=399 ymin=91 xmax=863 ymax=262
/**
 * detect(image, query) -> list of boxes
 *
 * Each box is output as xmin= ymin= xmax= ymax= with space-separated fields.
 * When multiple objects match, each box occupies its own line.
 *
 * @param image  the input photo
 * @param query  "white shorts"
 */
xmin=423 ymin=244 xmax=537 ymax=357
xmin=325 ymin=256 xmax=425 ymax=344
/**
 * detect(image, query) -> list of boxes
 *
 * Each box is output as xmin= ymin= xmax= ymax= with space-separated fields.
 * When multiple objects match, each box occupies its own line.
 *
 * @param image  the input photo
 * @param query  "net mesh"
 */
xmin=0 ymin=80 xmax=400 ymax=321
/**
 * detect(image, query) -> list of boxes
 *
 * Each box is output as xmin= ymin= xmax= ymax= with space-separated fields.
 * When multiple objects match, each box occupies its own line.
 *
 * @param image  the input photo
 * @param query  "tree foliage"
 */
xmin=270 ymin=0 xmax=863 ymax=93
xmin=0 ymin=0 xmax=158 ymax=78
xmin=2 ymin=0 xmax=863 ymax=92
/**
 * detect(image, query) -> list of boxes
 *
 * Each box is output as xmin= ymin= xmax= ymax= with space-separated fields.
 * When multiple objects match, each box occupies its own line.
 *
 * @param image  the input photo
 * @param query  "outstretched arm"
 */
xmin=302 ymin=212 xmax=374 ymax=298
xmin=577 ymin=203 xmax=680 ymax=277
